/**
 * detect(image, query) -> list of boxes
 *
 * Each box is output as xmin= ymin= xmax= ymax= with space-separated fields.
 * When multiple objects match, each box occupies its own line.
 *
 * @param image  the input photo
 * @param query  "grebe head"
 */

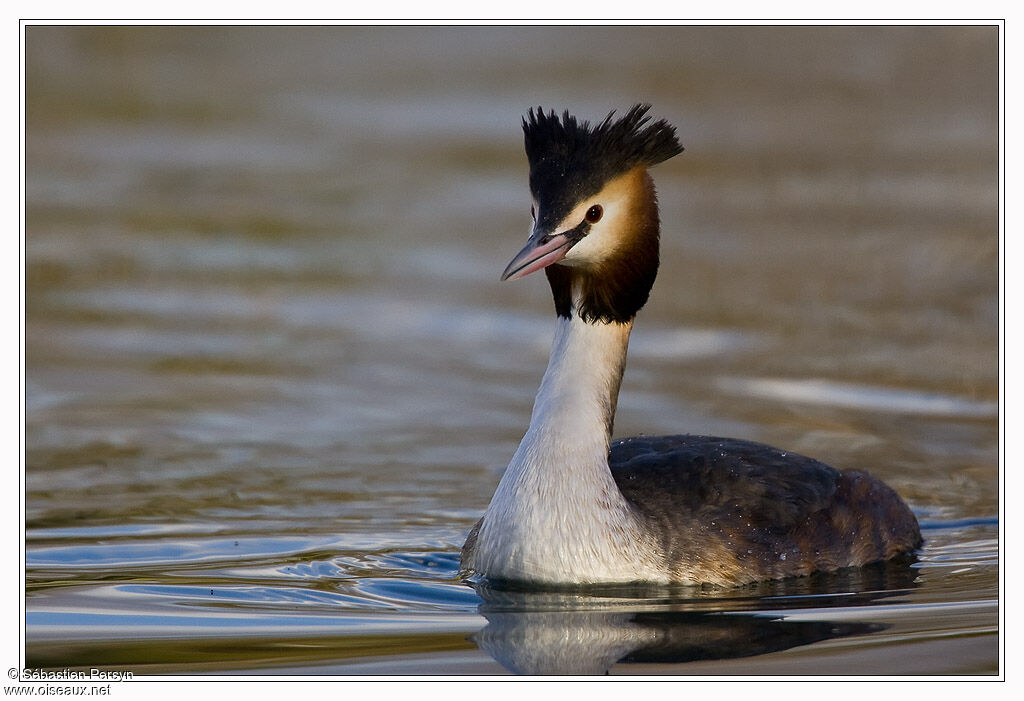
xmin=501 ymin=104 xmax=684 ymax=324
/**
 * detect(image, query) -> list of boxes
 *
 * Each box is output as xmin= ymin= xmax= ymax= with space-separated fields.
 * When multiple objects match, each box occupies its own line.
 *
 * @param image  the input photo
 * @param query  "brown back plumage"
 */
xmin=611 ymin=435 xmax=922 ymax=586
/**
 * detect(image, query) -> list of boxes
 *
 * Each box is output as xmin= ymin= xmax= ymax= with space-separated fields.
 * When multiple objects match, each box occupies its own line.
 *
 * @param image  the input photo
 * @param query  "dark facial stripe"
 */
xmin=545 ymin=173 xmax=661 ymax=324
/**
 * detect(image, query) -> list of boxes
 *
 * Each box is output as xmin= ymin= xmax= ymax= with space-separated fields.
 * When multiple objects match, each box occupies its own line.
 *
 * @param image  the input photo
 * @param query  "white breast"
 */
xmin=463 ymin=316 xmax=668 ymax=584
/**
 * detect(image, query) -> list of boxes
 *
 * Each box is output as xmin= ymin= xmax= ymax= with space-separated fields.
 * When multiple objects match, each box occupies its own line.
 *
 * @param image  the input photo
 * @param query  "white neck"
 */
xmin=466 ymin=314 xmax=665 ymax=584
xmin=528 ymin=314 xmax=630 ymax=452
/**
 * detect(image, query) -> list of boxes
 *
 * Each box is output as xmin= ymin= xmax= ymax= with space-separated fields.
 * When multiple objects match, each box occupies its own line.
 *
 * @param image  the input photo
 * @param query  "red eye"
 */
xmin=585 ymin=204 xmax=603 ymax=223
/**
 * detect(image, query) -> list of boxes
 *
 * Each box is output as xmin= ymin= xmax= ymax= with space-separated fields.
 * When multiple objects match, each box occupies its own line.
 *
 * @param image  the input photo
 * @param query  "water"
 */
xmin=23 ymin=25 xmax=999 ymax=676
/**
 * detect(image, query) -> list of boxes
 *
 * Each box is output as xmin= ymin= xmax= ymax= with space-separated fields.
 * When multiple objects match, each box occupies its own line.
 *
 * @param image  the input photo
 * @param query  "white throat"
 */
xmin=466 ymin=313 xmax=665 ymax=584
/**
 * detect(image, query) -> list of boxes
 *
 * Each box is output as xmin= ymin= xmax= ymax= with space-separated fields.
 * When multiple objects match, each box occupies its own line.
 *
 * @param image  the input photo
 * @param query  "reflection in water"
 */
xmin=469 ymin=560 xmax=919 ymax=674
xmin=474 ymin=610 xmax=882 ymax=675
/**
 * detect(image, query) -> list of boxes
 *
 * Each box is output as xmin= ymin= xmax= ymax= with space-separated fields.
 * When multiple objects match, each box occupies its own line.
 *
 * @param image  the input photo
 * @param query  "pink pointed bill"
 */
xmin=500 ymin=232 xmax=574 ymax=281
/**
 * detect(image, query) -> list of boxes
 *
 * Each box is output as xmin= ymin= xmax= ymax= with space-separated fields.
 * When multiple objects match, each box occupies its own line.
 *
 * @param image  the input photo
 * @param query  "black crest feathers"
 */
xmin=522 ymin=104 xmax=683 ymax=206
xmin=520 ymin=105 xmax=682 ymax=324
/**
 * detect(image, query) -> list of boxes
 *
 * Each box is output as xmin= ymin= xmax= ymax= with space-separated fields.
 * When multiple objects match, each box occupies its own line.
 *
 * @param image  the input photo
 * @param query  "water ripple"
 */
xmin=716 ymin=376 xmax=997 ymax=418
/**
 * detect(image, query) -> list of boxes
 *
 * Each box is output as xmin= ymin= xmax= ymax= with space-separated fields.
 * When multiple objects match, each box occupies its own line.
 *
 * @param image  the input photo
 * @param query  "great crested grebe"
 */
xmin=460 ymin=104 xmax=922 ymax=587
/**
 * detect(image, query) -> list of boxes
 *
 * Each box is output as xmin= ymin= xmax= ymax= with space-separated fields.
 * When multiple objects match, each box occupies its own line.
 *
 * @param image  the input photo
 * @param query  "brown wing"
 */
xmin=610 ymin=435 xmax=922 ymax=585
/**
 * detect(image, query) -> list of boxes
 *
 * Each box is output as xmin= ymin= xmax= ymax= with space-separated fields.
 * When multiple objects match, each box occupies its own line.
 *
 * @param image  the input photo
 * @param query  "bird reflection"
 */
xmin=468 ymin=559 xmax=919 ymax=675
